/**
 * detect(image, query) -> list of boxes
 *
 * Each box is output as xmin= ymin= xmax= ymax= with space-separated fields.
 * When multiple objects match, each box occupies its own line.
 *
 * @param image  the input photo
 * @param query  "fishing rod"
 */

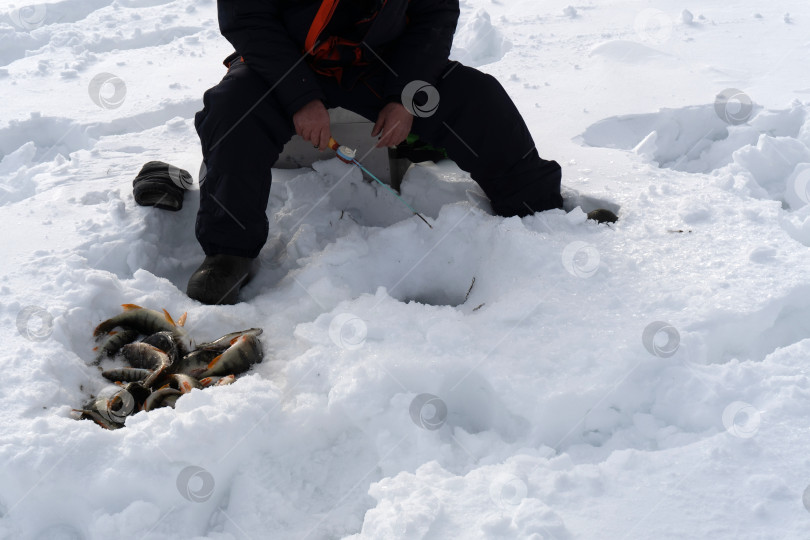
xmin=328 ymin=137 xmax=433 ymax=229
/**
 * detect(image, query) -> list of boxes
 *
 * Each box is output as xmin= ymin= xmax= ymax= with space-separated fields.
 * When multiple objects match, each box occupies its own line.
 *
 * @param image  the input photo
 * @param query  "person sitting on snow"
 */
xmin=186 ymin=0 xmax=594 ymax=305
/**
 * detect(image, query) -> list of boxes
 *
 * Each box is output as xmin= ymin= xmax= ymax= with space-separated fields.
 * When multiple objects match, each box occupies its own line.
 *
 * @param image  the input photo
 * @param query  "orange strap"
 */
xmin=304 ymin=0 xmax=341 ymax=53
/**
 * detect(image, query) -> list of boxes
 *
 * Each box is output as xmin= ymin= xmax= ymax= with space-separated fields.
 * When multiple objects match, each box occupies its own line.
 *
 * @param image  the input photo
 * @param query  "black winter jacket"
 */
xmin=216 ymin=0 xmax=460 ymax=117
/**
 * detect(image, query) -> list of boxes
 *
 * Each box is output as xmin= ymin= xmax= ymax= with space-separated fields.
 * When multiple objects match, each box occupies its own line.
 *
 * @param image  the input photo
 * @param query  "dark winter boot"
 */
xmin=186 ymin=254 xmax=257 ymax=305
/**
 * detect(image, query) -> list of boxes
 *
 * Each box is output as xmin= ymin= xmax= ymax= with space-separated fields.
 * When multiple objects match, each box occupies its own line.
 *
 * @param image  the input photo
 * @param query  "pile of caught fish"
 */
xmin=74 ymin=304 xmax=263 ymax=429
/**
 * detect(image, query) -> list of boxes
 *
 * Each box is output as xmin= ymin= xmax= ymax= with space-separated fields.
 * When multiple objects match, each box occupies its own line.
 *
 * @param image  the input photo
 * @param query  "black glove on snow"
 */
xmin=132 ymin=161 xmax=191 ymax=211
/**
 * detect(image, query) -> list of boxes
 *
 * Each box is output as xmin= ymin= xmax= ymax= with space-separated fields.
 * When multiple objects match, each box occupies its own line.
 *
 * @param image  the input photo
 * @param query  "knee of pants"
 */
xmin=194 ymin=106 xmax=209 ymax=147
xmin=435 ymin=64 xmax=505 ymax=111
xmin=195 ymin=70 xmax=293 ymax=154
xmin=194 ymin=84 xmax=248 ymax=149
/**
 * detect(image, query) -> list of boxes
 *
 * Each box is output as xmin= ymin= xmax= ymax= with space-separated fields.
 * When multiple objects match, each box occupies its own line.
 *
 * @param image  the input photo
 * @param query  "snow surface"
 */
xmin=2 ymin=0 xmax=810 ymax=538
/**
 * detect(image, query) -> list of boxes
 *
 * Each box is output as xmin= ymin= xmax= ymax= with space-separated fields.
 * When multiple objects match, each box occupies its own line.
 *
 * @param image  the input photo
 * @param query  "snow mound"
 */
xmin=451 ymin=9 xmax=512 ymax=68
xmin=579 ymin=102 xmax=810 ymax=212
xmin=589 ymin=40 xmax=672 ymax=63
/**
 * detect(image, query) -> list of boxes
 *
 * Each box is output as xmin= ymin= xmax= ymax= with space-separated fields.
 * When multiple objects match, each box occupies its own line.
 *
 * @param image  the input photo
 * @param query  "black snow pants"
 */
xmin=194 ymin=57 xmax=563 ymax=258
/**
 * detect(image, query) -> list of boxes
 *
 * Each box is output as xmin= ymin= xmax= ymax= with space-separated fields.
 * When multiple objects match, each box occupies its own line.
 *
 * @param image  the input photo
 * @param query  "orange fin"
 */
xmin=92 ymin=346 xmax=98 ymax=351
xmin=230 ymin=336 xmax=241 ymax=345
xmin=177 ymin=312 xmax=187 ymax=327
xmin=122 ymin=304 xmax=142 ymax=311
xmin=207 ymin=354 xmax=222 ymax=369
xmin=162 ymin=309 xmax=177 ymax=327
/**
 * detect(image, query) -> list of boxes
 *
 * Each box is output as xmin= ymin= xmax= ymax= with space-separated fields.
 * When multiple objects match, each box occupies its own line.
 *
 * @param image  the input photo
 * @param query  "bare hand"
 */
xmin=293 ymin=99 xmax=331 ymax=151
xmin=372 ymin=102 xmax=413 ymax=148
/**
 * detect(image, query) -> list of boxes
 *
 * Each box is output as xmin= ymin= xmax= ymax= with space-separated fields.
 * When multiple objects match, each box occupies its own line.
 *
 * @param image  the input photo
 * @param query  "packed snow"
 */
xmin=2 ymin=0 xmax=810 ymax=538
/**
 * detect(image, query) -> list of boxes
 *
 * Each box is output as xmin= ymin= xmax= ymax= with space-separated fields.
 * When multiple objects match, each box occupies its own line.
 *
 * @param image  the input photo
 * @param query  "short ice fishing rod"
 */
xmin=328 ymin=137 xmax=433 ymax=229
